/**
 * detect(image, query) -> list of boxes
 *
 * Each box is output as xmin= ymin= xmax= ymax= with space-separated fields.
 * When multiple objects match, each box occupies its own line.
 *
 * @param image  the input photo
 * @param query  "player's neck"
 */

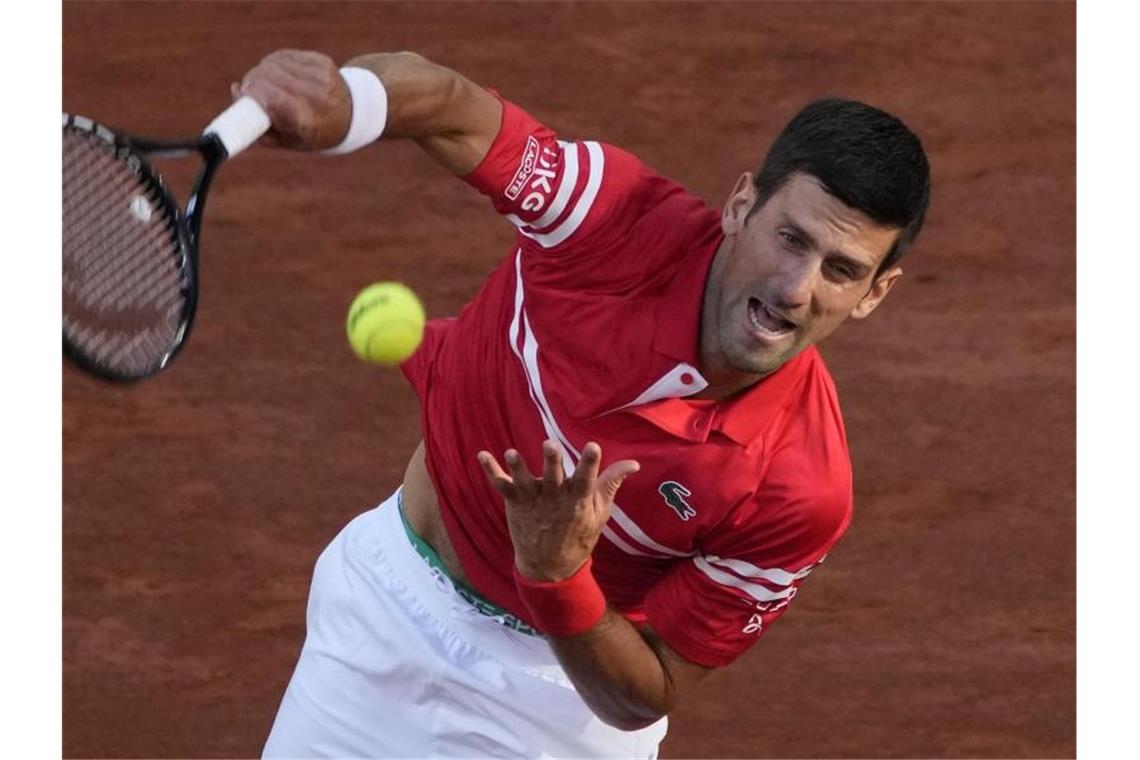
xmin=695 ymin=315 xmax=770 ymax=401
xmin=691 ymin=363 xmax=767 ymax=401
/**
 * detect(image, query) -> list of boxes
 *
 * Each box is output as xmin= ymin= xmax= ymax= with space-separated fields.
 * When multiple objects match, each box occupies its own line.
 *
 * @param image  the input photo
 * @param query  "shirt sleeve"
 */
xmin=462 ymin=93 xmax=666 ymax=258
xmin=642 ymin=453 xmax=854 ymax=668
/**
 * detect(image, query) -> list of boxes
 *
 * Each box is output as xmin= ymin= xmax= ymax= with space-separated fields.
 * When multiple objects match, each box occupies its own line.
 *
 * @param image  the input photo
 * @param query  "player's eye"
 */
xmin=826 ymin=260 xmax=857 ymax=281
xmin=778 ymin=230 xmax=804 ymax=249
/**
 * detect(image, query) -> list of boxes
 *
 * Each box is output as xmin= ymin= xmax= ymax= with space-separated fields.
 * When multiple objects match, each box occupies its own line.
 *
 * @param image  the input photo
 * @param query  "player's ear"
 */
xmin=722 ymin=173 xmax=756 ymax=235
xmin=851 ymin=267 xmax=903 ymax=320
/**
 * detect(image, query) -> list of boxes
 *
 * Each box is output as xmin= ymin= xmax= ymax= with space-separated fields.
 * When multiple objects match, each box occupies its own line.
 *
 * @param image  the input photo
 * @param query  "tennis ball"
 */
xmin=346 ymin=282 xmax=425 ymax=365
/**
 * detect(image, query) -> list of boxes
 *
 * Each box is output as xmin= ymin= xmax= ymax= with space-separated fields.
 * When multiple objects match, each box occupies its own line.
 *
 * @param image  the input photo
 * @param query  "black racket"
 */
xmin=62 ymin=97 xmax=271 ymax=381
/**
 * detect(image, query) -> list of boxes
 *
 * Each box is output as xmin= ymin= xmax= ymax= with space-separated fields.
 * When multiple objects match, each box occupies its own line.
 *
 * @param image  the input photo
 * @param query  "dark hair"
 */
xmin=750 ymin=98 xmax=931 ymax=275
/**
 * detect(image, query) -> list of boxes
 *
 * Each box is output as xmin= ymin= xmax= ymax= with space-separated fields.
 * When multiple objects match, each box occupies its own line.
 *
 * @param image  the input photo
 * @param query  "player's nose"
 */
xmin=773 ymin=259 xmax=817 ymax=311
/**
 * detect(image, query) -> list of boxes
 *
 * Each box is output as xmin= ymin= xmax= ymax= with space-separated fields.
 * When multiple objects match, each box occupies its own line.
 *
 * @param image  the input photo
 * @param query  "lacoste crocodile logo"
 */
xmin=658 ymin=481 xmax=696 ymax=521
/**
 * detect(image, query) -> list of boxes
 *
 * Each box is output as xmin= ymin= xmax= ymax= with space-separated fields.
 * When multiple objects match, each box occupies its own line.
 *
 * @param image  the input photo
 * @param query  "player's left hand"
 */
xmin=477 ymin=440 xmax=639 ymax=582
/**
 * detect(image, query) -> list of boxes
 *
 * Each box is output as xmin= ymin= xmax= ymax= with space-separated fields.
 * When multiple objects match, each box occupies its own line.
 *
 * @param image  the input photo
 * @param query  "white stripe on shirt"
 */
xmin=526 ymin=140 xmax=578 ymax=231
xmin=693 ymin=556 xmax=797 ymax=603
xmin=507 ymin=251 xmax=693 ymax=559
xmin=601 ymin=525 xmax=652 ymax=557
xmin=508 ymin=252 xmax=581 ymax=474
xmin=608 ymin=504 xmax=692 ymax=558
xmin=505 ymin=142 xmax=577 ymax=232
xmin=703 ymin=555 xmax=818 ymax=587
xmin=518 ymin=141 xmax=605 ymax=248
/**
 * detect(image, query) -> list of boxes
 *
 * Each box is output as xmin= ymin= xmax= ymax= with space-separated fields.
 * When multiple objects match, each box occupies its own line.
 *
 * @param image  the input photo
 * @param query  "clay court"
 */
xmin=62 ymin=2 xmax=1075 ymax=757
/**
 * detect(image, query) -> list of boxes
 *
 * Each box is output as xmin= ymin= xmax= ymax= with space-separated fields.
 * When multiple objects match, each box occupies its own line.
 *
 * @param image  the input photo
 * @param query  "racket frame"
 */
xmin=62 ymin=115 xmax=227 ymax=381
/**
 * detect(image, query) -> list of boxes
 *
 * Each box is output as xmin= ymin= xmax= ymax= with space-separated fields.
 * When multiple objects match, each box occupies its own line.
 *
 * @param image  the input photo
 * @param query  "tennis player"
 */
xmin=238 ymin=49 xmax=931 ymax=758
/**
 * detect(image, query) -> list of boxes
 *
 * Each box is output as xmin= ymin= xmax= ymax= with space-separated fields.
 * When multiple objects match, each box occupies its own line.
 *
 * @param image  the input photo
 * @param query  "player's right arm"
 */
xmin=234 ymin=49 xmax=502 ymax=175
xmin=239 ymin=49 xmax=706 ymax=288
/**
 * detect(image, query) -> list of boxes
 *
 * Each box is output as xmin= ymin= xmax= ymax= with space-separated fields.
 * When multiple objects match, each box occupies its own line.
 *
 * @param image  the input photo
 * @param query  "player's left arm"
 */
xmin=546 ymin=613 xmax=715 ymax=730
xmin=477 ymin=440 xmax=715 ymax=730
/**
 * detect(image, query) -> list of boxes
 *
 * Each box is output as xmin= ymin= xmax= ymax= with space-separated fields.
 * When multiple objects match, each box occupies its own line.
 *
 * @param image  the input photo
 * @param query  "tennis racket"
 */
xmin=62 ymin=97 xmax=271 ymax=381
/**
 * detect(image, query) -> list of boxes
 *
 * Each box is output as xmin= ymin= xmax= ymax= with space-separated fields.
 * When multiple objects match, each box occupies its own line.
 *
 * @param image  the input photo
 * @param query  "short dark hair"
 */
xmin=750 ymin=98 xmax=931 ymax=275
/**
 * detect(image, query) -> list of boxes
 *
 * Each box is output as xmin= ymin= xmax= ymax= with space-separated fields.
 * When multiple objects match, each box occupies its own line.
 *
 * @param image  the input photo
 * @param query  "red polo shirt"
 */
xmin=402 ymin=97 xmax=853 ymax=667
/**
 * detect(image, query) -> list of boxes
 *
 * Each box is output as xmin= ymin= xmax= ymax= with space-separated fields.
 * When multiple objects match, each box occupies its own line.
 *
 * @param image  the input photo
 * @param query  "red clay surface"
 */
xmin=63 ymin=2 xmax=1075 ymax=757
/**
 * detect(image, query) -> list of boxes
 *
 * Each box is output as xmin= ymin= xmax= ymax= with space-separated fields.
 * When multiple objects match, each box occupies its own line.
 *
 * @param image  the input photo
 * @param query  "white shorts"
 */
xmin=262 ymin=489 xmax=668 ymax=759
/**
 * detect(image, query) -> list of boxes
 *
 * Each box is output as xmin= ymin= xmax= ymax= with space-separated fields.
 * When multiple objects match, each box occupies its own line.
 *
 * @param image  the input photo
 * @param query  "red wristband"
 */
xmin=513 ymin=557 xmax=607 ymax=637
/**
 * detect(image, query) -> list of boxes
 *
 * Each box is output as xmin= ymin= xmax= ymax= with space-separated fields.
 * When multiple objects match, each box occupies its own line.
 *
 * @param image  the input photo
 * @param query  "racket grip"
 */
xmin=204 ymin=96 xmax=271 ymax=159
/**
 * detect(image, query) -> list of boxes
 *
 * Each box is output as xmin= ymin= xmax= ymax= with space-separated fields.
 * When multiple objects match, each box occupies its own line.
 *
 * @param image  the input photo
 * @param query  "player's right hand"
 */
xmin=232 ymin=49 xmax=352 ymax=151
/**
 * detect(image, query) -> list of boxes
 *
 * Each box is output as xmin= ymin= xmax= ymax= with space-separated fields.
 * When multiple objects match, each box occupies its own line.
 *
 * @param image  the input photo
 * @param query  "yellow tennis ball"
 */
xmin=346 ymin=282 xmax=425 ymax=365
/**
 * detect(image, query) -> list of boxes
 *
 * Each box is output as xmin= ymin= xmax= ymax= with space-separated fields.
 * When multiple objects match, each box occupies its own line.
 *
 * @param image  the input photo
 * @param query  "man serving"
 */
xmin=241 ymin=49 xmax=930 ymax=758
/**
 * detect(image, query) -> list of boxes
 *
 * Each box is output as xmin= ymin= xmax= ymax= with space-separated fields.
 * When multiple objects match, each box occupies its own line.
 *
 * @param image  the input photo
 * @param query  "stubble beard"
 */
xmin=699 ymin=238 xmax=789 ymax=395
xmin=721 ymin=321 xmax=787 ymax=377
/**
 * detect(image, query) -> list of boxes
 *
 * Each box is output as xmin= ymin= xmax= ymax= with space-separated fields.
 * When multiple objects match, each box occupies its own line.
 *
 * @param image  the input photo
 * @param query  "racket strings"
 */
xmin=63 ymin=128 xmax=189 ymax=375
xmin=63 ymin=134 xmax=177 ymax=298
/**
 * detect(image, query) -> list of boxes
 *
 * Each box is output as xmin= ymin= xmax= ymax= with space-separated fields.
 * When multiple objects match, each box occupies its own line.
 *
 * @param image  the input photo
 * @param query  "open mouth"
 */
xmin=747 ymin=297 xmax=796 ymax=338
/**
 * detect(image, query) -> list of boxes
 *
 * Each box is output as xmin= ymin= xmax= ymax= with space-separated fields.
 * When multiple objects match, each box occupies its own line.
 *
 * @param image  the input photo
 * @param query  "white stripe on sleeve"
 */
xmin=526 ymin=140 xmax=578 ymax=231
xmin=518 ymin=141 xmax=605 ymax=248
xmin=693 ymin=556 xmax=797 ymax=603
xmin=702 ymin=555 xmax=818 ymax=587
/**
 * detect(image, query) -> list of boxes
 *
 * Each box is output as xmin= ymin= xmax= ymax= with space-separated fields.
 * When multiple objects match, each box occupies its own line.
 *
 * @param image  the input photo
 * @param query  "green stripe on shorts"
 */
xmin=398 ymin=492 xmax=541 ymax=637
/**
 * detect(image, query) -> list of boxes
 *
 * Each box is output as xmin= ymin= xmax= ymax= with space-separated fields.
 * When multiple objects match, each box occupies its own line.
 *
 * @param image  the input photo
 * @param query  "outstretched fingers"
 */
xmin=504 ymin=449 xmax=544 ymax=495
xmin=597 ymin=458 xmax=640 ymax=501
xmin=477 ymin=450 xmax=517 ymax=500
xmin=570 ymin=442 xmax=640 ymax=501
xmin=569 ymin=442 xmax=602 ymax=495
xmin=482 ymin=441 xmax=638 ymax=505
xmin=542 ymin=439 xmax=565 ymax=486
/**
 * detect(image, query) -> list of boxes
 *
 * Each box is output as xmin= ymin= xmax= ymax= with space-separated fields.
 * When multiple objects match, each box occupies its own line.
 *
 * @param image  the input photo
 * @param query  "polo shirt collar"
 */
xmin=626 ymin=351 xmax=814 ymax=447
xmin=708 ymin=349 xmax=815 ymax=445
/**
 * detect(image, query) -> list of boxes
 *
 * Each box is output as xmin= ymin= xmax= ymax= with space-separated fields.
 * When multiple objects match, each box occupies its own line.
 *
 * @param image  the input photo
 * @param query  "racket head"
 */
xmin=62 ymin=114 xmax=199 ymax=381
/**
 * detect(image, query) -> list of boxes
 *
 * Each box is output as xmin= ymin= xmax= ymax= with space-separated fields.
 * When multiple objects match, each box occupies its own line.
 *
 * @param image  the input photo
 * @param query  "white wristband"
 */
xmin=321 ymin=67 xmax=388 ymax=155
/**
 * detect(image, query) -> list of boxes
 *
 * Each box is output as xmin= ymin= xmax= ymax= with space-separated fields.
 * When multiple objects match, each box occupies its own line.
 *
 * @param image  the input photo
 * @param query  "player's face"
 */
xmin=702 ymin=172 xmax=903 ymax=384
